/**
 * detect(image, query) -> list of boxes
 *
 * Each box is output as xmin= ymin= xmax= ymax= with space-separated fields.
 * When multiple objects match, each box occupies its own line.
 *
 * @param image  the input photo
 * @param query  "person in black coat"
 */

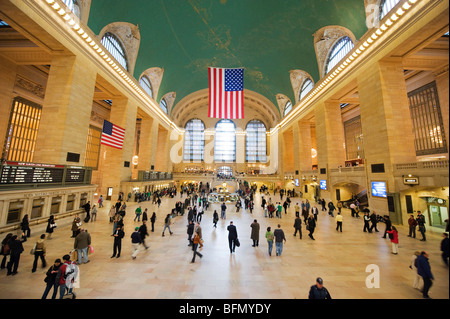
xmin=41 ymin=258 xmax=61 ymax=299
xmin=21 ymin=215 xmax=31 ymax=239
xmin=441 ymin=233 xmax=449 ymax=266
xmin=307 ymin=215 xmax=316 ymax=240
xmin=46 ymin=215 xmax=56 ymax=239
xmin=227 ymin=221 xmax=238 ymax=253
xmin=7 ymin=234 xmax=24 ymax=275
xmin=308 ymin=278 xmax=332 ymax=299
xmin=382 ymin=216 xmax=392 ymax=239
xmin=150 ymin=212 xmax=156 ymax=232
xmin=111 ymin=226 xmax=125 ymax=258
xmin=139 ymin=221 xmax=150 ymax=249
xmin=187 ymin=220 xmax=195 ymax=246
xmin=293 ymin=216 xmax=302 ymax=239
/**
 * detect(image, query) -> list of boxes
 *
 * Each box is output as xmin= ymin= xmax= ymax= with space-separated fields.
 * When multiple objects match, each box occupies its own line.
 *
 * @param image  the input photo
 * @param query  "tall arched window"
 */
xmin=325 ymin=36 xmax=354 ymax=75
xmin=380 ymin=0 xmax=401 ymax=20
xmin=246 ymin=120 xmax=267 ymax=163
xmin=139 ymin=76 xmax=153 ymax=99
xmin=101 ymin=32 xmax=128 ymax=71
xmin=159 ymin=98 xmax=168 ymax=114
xmin=183 ymin=119 xmax=205 ymax=162
xmin=284 ymin=101 xmax=293 ymax=117
xmin=299 ymin=78 xmax=314 ymax=101
xmin=215 ymin=120 xmax=236 ymax=162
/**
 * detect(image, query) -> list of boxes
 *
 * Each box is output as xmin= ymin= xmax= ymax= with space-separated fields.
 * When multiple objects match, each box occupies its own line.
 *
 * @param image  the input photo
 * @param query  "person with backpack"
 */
xmin=56 ymin=254 xmax=79 ymax=299
xmin=31 ymin=234 xmax=47 ymax=273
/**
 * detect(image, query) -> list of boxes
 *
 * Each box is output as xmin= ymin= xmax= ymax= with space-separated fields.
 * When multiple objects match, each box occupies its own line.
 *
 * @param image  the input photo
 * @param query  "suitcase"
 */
xmin=84 ymin=215 xmax=90 ymax=223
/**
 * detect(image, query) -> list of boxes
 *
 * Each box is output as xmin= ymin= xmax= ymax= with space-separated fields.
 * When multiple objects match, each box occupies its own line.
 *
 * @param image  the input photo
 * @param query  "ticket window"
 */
xmin=7 ymin=201 xmax=24 ymax=224
xmin=80 ymin=193 xmax=88 ymax=207
xmin=31 ymin=198 xmax=45 ymax=219
xmin=51 ymin=196 xmax=62 ymax=215
xmin=66 ymin=194 xmax=75 ymax=211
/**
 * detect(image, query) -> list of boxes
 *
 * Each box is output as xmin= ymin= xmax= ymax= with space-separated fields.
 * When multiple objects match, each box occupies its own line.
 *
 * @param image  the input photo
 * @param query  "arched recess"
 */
xmin=98 ymin=22 xmax=141 ymax=75
xmin=313 ymin=26 xmax=357 ymax=78
xmin=290 ymin=70 xmax=315 ymax=104
xmin=160 ymin=92 xmax=176 ymax=115
xmin=171 ymin=89 xmax=280 ymax=131
xmin=139 ymin=67 xmax=164 ymax=102
xmin=276 ymin=94 xmax=293 ymax=117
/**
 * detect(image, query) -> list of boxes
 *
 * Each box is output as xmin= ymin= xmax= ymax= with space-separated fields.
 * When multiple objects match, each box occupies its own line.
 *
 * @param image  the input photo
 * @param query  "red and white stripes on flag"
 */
xmin=101 ymin=120 xmax=125 ymax=150
xmin=209 ymin=67 xmax=244 ymax=119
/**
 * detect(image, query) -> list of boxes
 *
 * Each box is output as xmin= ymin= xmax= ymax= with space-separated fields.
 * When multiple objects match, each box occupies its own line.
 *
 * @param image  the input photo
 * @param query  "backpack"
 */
xmin=64 ymin=261 xmax=76 ymax=281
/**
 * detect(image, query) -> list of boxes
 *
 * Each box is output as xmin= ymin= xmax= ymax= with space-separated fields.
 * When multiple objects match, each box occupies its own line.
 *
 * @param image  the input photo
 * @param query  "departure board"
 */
xmin=0 ymin=164 xmax=64 ymax=184
xmin=0 ymin=162 xmax=89 ymax=185
xmin=65 ymin=168 xmax=85 ymax=183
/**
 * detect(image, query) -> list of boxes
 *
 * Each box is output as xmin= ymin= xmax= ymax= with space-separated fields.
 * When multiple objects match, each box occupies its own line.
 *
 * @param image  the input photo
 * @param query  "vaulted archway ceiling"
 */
xmin=88 ymin=0 xmax=367 ymax=114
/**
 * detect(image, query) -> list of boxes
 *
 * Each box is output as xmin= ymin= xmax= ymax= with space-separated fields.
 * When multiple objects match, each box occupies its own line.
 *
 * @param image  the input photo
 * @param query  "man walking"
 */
xmin=416 ymin=251 xmax=434 ymax=299
xmin=227 ymin=221 xmax=238 ymax=253
xmin=273 ymin=224 xmax=286 ymax=256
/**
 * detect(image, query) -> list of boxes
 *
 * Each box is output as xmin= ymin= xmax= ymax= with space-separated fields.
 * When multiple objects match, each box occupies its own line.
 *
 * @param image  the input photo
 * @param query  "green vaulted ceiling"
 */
xmin=88 ymin=0 xmax=368 ymax=113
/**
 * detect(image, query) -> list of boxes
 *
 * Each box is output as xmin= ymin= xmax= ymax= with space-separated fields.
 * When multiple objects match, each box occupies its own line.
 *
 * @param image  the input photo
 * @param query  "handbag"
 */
xmin=235 ymin=238 xmax=240 ymax=247
xmin=30 ymin=243 xmax=36 ymax=255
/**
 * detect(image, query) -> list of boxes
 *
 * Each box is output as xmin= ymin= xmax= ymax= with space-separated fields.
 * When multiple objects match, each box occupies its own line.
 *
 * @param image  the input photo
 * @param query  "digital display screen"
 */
xmin=320 ymin=180 xmax=327 ymax=190
xmin=295 ymin=179 xmax=299 ymax=187
xmin=1 ymin=165 xmax=64 ymax=184
xmin=0 ymin=162 xmax=87 ymax=185
xmin=371 ymin=181 xmax=387 ymax=198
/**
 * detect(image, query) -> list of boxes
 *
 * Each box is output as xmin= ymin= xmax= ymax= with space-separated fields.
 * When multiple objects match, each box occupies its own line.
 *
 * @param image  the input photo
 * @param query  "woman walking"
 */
xmin=307 ymin=214 xmax=316 ymax=240
xmin=46 ymin=215 xmax=56 ymax=239
xmin=21 ymin=214 xmax=31 ymax=240
xmin=32 ymin=234 xmax=47 ymax=273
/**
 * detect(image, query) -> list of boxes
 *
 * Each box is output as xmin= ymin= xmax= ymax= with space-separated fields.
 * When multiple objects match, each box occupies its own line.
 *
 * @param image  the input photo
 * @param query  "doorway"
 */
xmin=425 ymin=197 xmax=448 ymax=229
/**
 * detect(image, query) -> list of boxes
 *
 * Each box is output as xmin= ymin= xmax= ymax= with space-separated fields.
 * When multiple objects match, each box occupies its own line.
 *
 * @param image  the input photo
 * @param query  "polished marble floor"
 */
xmin=0 ymin=192 xmax=448 ymax=299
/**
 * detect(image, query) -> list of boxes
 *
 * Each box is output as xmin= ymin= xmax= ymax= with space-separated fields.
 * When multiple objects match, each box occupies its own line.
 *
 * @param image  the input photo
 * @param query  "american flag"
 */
xmin=209 ymin=67 xmax=244 ymax=119
xmin=101 ymin=120 xmax=125 ymax=149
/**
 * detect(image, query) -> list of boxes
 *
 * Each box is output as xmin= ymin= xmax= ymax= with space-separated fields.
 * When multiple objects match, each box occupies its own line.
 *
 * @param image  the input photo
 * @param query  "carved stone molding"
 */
xmin=14 ymin=75 xmax=45 ymax=99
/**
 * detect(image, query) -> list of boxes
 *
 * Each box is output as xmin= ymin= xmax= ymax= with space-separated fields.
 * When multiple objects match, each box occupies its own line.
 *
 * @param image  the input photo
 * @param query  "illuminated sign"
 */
xmin=371 ymin=181 xmax=387 ymax=198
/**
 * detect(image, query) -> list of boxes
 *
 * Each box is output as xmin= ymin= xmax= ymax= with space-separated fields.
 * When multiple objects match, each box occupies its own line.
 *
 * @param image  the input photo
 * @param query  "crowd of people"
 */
xmin=0 ymin=185 xmax=448 ymax=300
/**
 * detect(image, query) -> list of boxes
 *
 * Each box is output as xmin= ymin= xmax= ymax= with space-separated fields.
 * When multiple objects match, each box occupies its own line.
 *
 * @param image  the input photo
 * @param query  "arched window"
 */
xmin=284 ymin=101 xmax=293 ymax=117
xmin=159 ymin=98 xmax=168 ymax=114
xmin=62 ymin=0 xmax=76 ymax=12
xmin=215 ymin=120 xmax=236 ymax=162
xmin=299 ymin=78 xmax=314 ymax=101
xmin=246 ymin=120 xmax=267 ymax=163
xmin=101 ymin=32 xmax=128 ymax=71
xmin=380 ymin=0 xmax=401 ymax=20
xmin=183 ymin=119 xmax=205 ymax=162
xmin=139 ymin=76 xmax=153 ymax=99
xmin=325 ymin=36 xmax=354 ymax=75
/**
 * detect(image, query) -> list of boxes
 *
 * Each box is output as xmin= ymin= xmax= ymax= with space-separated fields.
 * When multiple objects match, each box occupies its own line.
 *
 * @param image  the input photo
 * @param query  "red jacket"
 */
xmin=387 ymin=230 xmax=399 ymax=244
